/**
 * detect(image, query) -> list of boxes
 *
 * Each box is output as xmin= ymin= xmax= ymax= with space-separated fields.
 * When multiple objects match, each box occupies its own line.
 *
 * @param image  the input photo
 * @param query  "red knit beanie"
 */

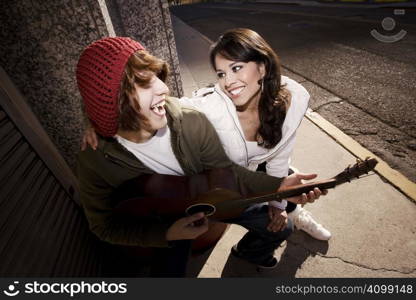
xmin=76 ymin=37 xmax=145 ymax=137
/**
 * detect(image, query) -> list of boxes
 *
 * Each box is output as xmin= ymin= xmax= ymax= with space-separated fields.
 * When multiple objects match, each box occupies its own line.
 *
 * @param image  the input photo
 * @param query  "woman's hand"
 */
xmin=81 ymin=126 xmax=98 ymax=151
xmin=165 ymin=213 xmax=209 ymax=241
xmin=279 ymin=173 xmax=328 ymax=205
xmin=267 ymin=206 xmax=288 ymax=232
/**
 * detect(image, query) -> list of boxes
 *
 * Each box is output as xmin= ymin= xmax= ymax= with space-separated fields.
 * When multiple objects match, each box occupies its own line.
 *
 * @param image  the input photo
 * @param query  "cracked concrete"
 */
xmin=288 ymin=252 xmax=416 ymax=278
xmin=190 ymin=117 xmax=416 ymax=278
xmin=288 ymin=119 xmax=416 ymax=276
xmin=286 ymin=239 xmax=416 ymax=276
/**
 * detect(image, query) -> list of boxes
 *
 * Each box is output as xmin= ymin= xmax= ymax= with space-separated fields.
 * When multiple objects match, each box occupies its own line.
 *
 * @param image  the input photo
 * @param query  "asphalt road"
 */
xmin=170 ymin=2 xmax=416 ymax=183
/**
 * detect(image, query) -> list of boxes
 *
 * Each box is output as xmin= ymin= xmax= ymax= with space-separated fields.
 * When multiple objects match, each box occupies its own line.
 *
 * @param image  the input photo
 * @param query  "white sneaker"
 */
xmin=288 ymin=206 xmax=331 ymax=241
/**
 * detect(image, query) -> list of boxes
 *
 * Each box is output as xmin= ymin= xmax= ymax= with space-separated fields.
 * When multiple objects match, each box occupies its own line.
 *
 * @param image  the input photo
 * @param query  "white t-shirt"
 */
xmin=115 ymin=127 xmax=184 ymax=176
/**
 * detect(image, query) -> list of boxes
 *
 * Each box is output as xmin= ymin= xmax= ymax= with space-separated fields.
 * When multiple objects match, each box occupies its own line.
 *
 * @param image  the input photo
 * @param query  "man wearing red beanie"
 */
xmin=76 ymin=37 xmax=323 ymax=277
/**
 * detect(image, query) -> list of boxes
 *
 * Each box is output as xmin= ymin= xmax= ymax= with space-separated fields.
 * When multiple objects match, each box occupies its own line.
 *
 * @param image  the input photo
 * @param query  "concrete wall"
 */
xmin=0 ymin=0 xmax=182 ymax=169
xmin=106 ymin=0 xmax=183 ymax=99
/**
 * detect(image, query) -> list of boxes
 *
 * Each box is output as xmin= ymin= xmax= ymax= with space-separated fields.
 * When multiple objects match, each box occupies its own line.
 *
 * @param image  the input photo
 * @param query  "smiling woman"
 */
xmin=210 ymin=28 xmax=291 ymax=148
xmin=179 ymin=28 xmax=332 ymax=242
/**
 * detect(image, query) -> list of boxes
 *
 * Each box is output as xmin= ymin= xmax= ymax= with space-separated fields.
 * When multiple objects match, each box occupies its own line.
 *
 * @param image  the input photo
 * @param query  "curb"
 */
xmin=306 ymin=109 xmax=416 ymax=202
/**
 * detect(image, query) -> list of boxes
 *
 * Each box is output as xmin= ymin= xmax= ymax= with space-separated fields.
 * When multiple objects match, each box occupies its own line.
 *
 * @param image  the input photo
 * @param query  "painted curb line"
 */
xmin=306 ymin=109 xmax=416 ymax=202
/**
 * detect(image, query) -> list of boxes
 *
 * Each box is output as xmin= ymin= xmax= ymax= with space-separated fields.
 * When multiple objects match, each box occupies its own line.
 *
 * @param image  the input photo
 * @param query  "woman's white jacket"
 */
xmin=179 ymin=76 xmax=310 ymax=208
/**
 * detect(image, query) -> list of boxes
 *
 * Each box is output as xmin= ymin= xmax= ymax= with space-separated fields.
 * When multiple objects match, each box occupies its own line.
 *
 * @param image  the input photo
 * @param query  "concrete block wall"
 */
xmin=0 ymin=0 xmax=183 ymax=169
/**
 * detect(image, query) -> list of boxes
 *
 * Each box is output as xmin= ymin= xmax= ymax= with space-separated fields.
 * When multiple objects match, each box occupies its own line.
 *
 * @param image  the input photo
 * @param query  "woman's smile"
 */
xmin=228 ymin=86 xmax=245 ymax=98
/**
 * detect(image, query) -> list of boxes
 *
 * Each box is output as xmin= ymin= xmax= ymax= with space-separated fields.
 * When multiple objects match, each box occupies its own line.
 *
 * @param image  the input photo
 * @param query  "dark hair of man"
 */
xmin=118 ymin=50 xmax=169 ymax=132
xmin=210 ymin=28 xmax=291 ymax=149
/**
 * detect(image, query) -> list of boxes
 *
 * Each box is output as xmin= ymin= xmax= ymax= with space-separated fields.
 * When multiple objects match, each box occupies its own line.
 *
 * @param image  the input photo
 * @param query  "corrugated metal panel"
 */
xmin=0 ymin=105 xmax=103 ymax=276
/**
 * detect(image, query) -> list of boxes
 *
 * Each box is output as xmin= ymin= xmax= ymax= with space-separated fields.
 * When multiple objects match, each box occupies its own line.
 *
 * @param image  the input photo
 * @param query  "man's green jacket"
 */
xmin=77 ymin=98 xmax=283 ymax=248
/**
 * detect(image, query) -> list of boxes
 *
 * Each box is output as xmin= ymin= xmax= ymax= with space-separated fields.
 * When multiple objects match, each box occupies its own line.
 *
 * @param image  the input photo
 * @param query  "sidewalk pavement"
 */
xmin=171 ymin=15 xmax=416 ymax=278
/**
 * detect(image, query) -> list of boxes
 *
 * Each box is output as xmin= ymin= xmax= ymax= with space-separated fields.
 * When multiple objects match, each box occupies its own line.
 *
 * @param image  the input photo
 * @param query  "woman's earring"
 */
xmin=273 ymin=98 xmax=279 ymax=106
xmin=258 ymin=78 xmax=264 ymax=94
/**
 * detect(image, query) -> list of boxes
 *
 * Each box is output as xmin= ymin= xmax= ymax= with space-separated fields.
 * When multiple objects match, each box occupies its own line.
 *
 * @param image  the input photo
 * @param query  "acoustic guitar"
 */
xmin=113 ymin=158 xmax=378 ymax=253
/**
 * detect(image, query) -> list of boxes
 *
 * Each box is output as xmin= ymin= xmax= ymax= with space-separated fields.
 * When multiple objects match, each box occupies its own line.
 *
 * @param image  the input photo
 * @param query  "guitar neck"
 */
xmin=242 ymin=179 xmax=338 ymax=206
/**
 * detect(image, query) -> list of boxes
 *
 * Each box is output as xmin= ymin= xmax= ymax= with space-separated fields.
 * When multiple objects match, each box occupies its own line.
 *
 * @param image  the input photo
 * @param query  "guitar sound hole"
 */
xmin=185 ymin=203 xmax=216 ymax=217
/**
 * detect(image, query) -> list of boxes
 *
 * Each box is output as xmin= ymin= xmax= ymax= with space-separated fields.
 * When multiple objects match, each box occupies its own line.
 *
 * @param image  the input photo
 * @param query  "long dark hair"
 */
xmin=210 ymin=28 xmax=291 ymax=148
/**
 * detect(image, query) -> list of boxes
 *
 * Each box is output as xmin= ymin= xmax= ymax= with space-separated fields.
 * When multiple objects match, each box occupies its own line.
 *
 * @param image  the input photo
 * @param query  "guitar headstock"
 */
xmin=334 ymin=157 xmax=378 ymax=185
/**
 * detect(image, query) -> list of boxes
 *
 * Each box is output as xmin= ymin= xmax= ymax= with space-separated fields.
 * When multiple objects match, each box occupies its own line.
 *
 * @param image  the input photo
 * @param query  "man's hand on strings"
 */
xmin=165 ymin=213 xmax=208 ymax=241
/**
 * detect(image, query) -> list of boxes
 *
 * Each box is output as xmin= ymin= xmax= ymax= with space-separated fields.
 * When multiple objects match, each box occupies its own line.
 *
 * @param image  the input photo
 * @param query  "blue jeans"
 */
xmin=149 ymin=204 xmax=293 ymax=276
xmin=224 ymin=204 xmax=294 ymax=265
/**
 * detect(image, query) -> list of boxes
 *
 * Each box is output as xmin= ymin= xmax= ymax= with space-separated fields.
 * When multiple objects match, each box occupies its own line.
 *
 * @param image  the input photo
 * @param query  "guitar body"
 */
xmin=112 ymin=168 xmax=242 ymax=253
xmin=110 ymin=157 xmax=378 ymax=259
